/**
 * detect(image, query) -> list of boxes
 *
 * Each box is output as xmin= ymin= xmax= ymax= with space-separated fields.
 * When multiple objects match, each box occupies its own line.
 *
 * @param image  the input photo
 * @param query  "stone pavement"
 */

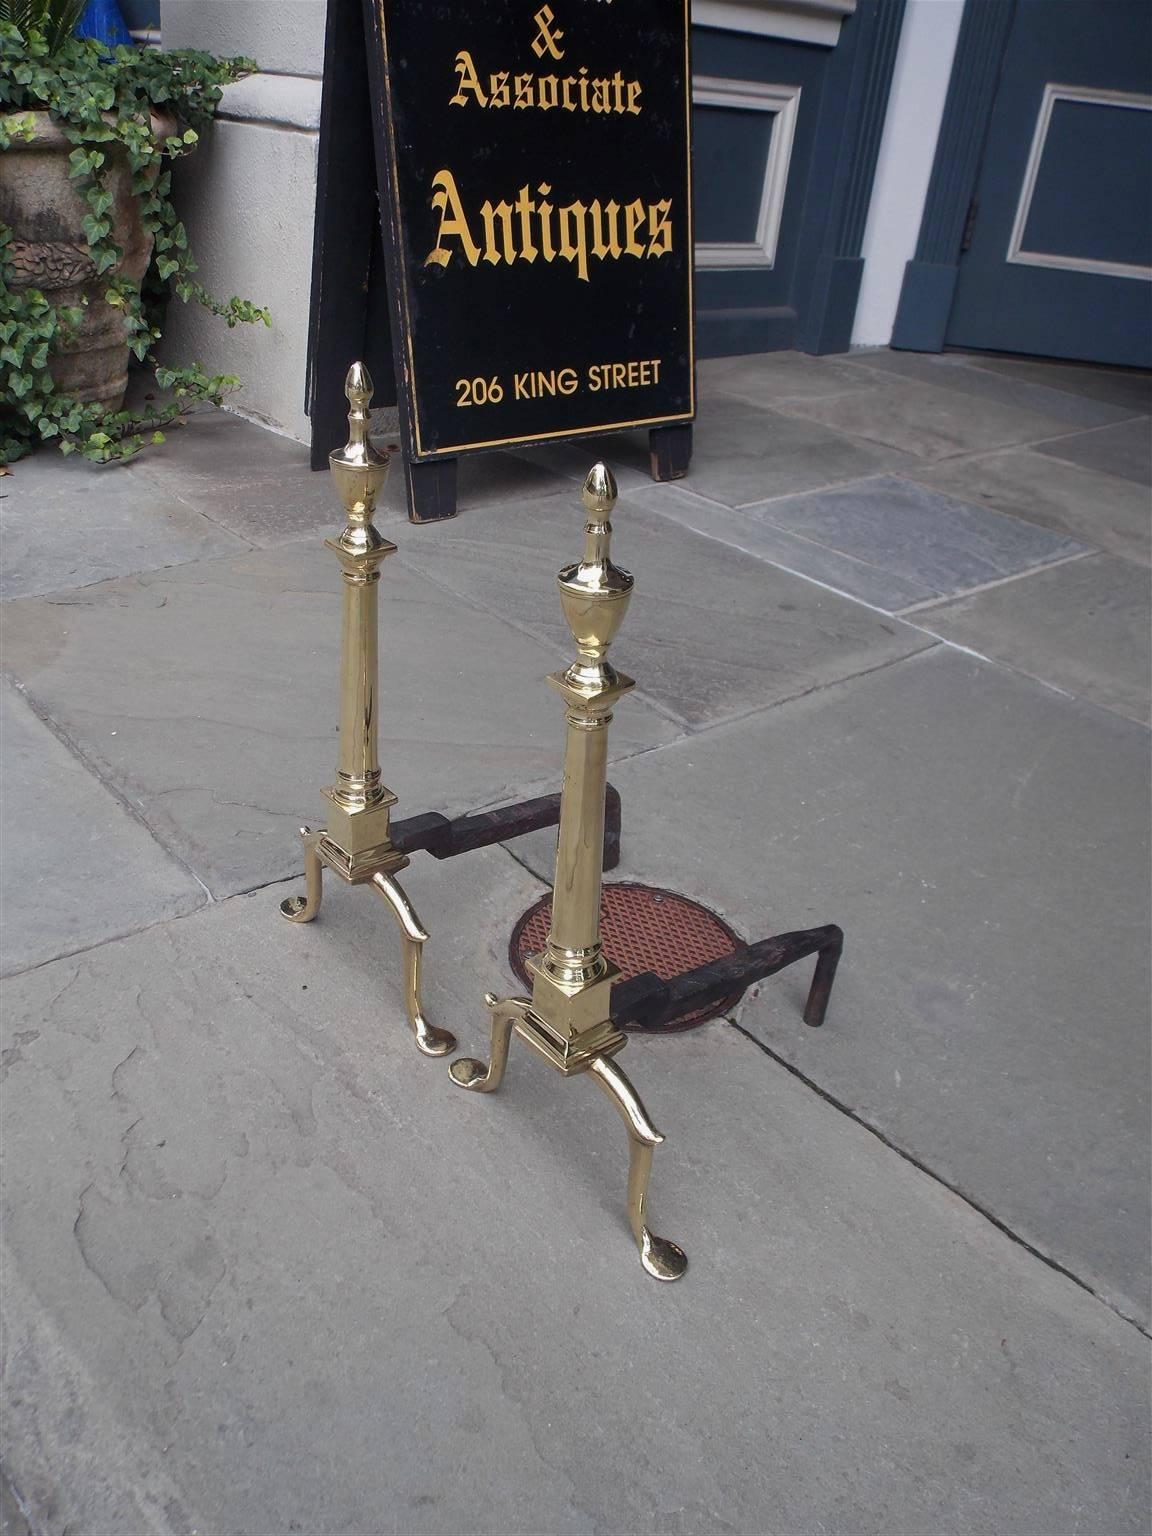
xmin=1 ymin=347 xmax=1148 ymax=1534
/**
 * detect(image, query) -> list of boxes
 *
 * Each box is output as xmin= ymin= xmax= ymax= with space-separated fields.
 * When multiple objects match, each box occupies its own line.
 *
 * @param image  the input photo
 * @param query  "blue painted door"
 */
xmin=946 ymin=0 xmax=1151 ymax=367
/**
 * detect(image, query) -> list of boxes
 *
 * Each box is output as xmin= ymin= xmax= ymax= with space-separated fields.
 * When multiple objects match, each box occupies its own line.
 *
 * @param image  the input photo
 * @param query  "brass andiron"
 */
xmin=280 ymin=363 xmax=455 ymax=1056
xmin=450 ymin=464 xmax=688 ymax=1281
xmin=280 ymin=363 xmax=629 ymax=1059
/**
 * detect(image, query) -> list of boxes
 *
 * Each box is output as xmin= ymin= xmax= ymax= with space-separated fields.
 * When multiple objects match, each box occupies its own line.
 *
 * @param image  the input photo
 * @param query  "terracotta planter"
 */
xmin=0 ymin=110 xmax=158 ymax=411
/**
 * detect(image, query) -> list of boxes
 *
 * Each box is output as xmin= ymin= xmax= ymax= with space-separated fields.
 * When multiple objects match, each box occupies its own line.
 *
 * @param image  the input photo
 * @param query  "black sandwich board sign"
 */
xmin=307 ymin=0 xmax=695 ymax=521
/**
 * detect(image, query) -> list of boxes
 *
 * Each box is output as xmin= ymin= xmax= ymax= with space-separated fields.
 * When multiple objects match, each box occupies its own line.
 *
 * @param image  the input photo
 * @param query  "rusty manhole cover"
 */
xmin=510 ymin=882 xmax=745 ymax=1031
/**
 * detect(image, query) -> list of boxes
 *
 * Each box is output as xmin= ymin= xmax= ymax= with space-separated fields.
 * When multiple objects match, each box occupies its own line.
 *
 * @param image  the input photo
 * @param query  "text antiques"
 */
xmin=307 ymin=0 xmax=695 ymax=518
xmin=368 ymin=0 xmax=695 ymax=455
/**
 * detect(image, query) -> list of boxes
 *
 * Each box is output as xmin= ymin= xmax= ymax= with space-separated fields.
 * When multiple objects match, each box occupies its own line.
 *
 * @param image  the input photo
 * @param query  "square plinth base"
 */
xmin=319 ymin=788 xmax=404 ymax=882
xmin=316 ymin=836 xmax=409 ymax=885
xmin=513 ymin=1010 xmax=627 ymax=1075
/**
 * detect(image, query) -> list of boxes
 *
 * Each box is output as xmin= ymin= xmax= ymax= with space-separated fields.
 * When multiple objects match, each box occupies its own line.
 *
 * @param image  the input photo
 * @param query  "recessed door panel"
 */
xmin=947 ymin=0 xmax=1152 ymax=366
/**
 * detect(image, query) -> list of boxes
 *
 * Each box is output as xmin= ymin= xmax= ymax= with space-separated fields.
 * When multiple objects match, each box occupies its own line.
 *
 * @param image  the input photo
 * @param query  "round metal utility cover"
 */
xmin=510 ymin=881 xmax=744 ymax=1031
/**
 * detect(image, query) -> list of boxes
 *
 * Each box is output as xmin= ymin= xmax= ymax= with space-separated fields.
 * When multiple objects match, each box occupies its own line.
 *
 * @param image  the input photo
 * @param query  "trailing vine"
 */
xmin=0 ymin=20 xmax=270 ymax=463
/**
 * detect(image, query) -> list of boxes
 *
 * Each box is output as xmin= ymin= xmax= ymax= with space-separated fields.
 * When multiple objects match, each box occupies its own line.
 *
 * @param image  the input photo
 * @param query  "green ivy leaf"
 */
xmin=0 ymin=28 xmax=264 ymax=465
xmin=81 ymin=212 xmax=111 ymax=244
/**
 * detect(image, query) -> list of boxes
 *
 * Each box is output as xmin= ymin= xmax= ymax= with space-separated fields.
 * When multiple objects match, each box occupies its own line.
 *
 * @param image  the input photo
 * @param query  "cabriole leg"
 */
xmin=449 ymin=995 xmax=529 ymax=1092
xmin=589 ymin=1055 xmax=687 ymax=1281
xmin=371 ymin=871 xmax=457 ymax=1057
xmin=280 ymin=827 xmax=325 ymax=922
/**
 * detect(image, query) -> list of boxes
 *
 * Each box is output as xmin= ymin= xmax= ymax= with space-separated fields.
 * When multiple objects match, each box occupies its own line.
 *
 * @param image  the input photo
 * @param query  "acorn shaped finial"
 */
xmin=556 ymin=463 xmax=633 ymax=686
xmin=330 ymin=360 xmax=389 ymax=529
xmin=581 ymin=461 xmax=618 ymax=517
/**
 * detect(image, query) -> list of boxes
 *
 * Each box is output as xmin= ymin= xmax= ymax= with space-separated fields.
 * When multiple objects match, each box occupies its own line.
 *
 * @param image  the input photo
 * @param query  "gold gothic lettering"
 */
xmin=425 ymin=171 xmax=673 ymax=281
xmin=451 ymin=51 xmax=642 ymax=115
xmin=530 ymin=4 xmax=565 ymax=60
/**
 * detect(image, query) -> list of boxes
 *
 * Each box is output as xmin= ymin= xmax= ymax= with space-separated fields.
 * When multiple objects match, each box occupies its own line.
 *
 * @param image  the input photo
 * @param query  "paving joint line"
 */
xmin=492 ymin=838 xmax=555 ymax=889
xmin=624 ymin=476 xmax=1088 ymax=633
xmin=0 ymin=524 xmax=261 ymax=604
xmin=1 ymin=674 xmax=216 ymax=903
xmin=903 ymin=626 xmax=1151 ymax=731
xmin=8 ymin=810 xmax=1146 ymax=1344
xmin=1027 ymin=414 xmax=1149 ymax=448
xmin=749 ymin=361 xmax=1148 ymax=449
xmin=894 ymin=548 xmax=1098 ymax=616
xmin=626 ymin=481 xmax=1148 ymax=726
xmin=728 ymin=1019 xmax=1151 ymax=1340
xmin=673 ymin=642 xmax=942 ymax=737
xmin=394 ymin=549 xmax=690 ymax=733
xmin=120 ymin=455 xmax=268 ymax=552
xmin=0 ymin=900 xmax=211 ymax=983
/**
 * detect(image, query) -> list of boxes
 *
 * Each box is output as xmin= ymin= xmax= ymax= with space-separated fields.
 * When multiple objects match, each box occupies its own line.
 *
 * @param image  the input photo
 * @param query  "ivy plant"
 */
xmin=0 ymin=16 xmax=270 ymax=463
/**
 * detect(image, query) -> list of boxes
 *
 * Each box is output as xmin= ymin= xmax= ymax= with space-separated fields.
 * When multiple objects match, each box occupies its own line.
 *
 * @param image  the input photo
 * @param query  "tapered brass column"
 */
xmin=450 ymin=465 xmax=687 ymax=1280
xmin=279 ymin=364 xmax=455 ymax=1058
xmin=319 ymin=361 xmax=396 ymax=878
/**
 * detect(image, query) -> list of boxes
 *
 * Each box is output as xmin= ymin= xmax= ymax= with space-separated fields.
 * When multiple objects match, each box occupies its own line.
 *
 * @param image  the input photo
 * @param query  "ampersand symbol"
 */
xmin=530 ymin=4 xmax=565 ymax=60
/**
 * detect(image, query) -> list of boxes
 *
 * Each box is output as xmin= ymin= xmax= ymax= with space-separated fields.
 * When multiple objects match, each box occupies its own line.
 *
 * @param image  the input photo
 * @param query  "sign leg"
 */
xmin=404 ymin=457 xmax=459 ymax=523
xmin=307 ymin=0 xmax=377 ymax=469
xmin=649 ymin=424 xmax=693 ymax=482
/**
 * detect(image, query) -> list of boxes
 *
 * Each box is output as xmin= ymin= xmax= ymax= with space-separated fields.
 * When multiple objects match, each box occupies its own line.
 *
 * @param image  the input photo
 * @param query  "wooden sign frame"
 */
xmin=306 ymin=0 xmax=695 ymax=521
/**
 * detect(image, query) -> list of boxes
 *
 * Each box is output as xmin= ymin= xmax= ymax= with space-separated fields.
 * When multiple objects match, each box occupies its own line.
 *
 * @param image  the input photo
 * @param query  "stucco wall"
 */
xmin=159 ymin=107 xmax=319 ymax=441
xmin=160 ymin=0 xmax=325 ymax=78
xmin=158 ymin=3 xmax=324 ymax=440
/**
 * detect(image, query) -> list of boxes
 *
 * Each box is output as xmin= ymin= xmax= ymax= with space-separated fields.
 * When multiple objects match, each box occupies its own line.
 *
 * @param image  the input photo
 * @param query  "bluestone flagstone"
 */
xmin=962 ymin=353 xmax=1152 ymax=415
xmin=686 ymin=392 xmax=919 ymax=505
xmin=517 ymin=394 xmax=915 ymax=508
xmin=394 ymin=485 xmax=934 ymax=728
xmin=2 ymin=347 xmax=1150 ymax=1534
xmin=0 ymin=681 xmax=205 ymax=975
xmin=2 ymin=853 xmax=1147 ymax=1533
xmin=915 ymin=551 xmax=1152 ymax=724
xmin=523 ymin=646 xmax=1151 ymax=1326
xmin=627 ymin=480 xmax=937 ymax=610
xmin=0 ymin=450 xmax=249 ymax=600
xmin=734 ymin=474 xmax=1090 ymax=604
xmin=774 ymin=375 xmax=1102 ymax=460
xmin=125 ymin=407 xmax=352 ymax=542
xmin=1033 ymin=417 xmax=1152 ymax=487
xmin=910 ymin=446 xmax=1152 ymax=567
xmin=0 ymin=1471 xmax=30 ymax=1536
xmin=840 ymin=347 xmax=1138 ymax=432
xmin=124 ymin=409 xmax=570 ymax=544
xmin=0 ymin=538 xmax=680 ymax=899
xmin=697 ymin=349 xmax=876 ymax=405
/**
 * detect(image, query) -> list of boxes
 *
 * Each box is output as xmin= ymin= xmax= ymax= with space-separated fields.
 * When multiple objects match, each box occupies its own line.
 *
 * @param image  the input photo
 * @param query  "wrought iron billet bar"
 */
xmin=279 ymin=363 xmax=621 ymax=1058
xmin=610 ymin=924 xmax=844 ymax=1033
xmin=391 ymin=784 xmax=621 ymax=867
xmin=450 ymin=463 xmax=689 ymax=1282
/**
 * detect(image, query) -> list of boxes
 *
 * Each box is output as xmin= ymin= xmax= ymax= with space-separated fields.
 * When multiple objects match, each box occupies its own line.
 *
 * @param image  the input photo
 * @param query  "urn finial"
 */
xmin=557 ymin=463 xmax=633 ymax=692
xmin=329 ymin=360 xmax=390 ymax=543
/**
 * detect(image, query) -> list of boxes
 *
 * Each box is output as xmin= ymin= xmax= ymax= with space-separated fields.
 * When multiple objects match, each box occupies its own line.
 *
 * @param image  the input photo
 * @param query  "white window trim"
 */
xmin=693 ymin=0 xmax=855 ymax=49
xmin=693 ymin=76 xmax=801 ymax=270
xmin=1007 ymin=83 xmax=1152 ymax=282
